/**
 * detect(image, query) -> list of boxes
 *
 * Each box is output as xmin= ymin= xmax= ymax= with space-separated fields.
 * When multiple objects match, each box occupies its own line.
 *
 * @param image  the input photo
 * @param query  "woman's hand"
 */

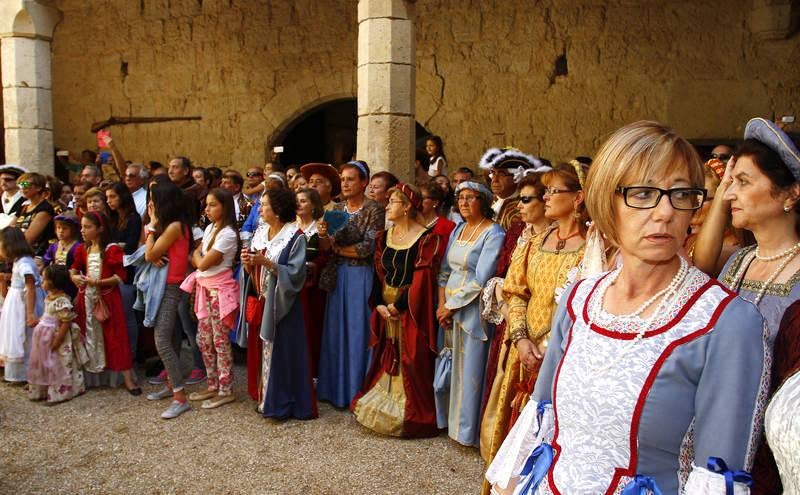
xmin=71 ymin=274 xmax=87 ymax=288
xmin=26 ymin=314 xmax=38 ymax=328
xmin=516 ymin=338 xmax=542 ymax=370
xmin=240 ymin=248 xmax=254 ymax=267
xmin=436 ymin=305 xmax=454 ymax=327
xmin=719 ymin=156 xmax=736 ymax=194
xmin=376 ymin=304 xmax=393 ymax=321
xmin=147 ymin=201 xmax=156 ymax=222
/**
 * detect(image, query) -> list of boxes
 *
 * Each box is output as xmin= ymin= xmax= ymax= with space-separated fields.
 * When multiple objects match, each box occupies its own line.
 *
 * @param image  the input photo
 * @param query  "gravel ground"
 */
xmin=0 ymin=363 xmax=485 ymax=494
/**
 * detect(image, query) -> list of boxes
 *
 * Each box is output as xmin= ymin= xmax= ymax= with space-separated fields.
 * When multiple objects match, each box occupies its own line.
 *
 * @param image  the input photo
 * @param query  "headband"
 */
xmin=569 ymin=160 xmax=587 ymax=189
xmin=345 ymin=160 xmax=370 ymax=179
xmin=454 ymin=181 xmax=492 ymax=199
xmin=268 ymin=173 xmax=286 ymax=186
xmin=396 ymin=182 xmax=423 ymax=210
xmin=90 ymin=210 xmax=103 ymax=227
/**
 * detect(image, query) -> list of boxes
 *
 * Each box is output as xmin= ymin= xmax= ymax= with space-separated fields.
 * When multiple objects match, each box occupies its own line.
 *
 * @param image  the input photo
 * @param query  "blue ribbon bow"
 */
xmin=535 ymin=400 xmax=551 ymax=436
xmin=621 ymin=475 xmax=663 ymax=495
xmin=516 ymin=444 xmax=554 ymax=494
xmin=707 ymin=457 xmax=753 ymax=495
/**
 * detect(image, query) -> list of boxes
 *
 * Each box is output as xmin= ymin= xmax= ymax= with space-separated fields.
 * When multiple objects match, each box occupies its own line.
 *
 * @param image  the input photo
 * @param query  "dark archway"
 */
xmin=273 ymin=98 xmax=432 ymax=168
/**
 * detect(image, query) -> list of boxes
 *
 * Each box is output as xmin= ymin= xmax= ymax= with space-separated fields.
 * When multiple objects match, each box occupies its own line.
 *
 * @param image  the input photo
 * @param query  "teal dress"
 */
xmin=436 ymin=222 xmax=505 ymax=446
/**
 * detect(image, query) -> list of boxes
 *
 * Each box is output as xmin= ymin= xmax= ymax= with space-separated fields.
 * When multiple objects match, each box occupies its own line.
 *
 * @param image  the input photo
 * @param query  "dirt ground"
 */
xmin=0 ymin=363 xmax=485 ymax=494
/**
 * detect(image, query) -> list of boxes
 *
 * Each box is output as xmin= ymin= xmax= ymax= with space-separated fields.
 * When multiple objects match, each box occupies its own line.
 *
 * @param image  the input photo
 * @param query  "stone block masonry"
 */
xmin=46 ymin=0 xmax=798 ymax=174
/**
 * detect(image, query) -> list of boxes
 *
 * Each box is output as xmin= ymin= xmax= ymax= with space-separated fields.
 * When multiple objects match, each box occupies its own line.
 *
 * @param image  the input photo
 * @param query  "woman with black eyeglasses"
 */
xmin=479 ymin=166 xmax=587 ymax=482
xmin=486 ymin=121 xmax=765 ymax=495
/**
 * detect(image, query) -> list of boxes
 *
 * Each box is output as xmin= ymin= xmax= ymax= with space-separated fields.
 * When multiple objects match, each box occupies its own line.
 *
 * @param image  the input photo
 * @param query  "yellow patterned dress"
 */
xmin=480 ymin=228 xmax=585 ymax=467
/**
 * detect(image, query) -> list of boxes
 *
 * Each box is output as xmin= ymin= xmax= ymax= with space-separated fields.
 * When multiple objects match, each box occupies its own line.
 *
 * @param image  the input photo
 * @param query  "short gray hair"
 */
xmin=126 ymin=162 xmax=149 ymax=179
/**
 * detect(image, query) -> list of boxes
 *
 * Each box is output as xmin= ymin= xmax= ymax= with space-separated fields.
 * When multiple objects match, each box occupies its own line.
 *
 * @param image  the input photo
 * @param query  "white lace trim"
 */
xmin=485 ymin=400 xmax=555 ymax=491
xmin=548 ymin=268 xmax=726 ymax=494
xmin=683 ymin=465 xmax=751 ymax=494
xmin=263 ymin=224 xmax=296 ymax=263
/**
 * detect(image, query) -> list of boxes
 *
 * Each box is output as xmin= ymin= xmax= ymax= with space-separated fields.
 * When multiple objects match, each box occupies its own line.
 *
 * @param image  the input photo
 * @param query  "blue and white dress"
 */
xmin=0 ymin=257 xmax=45 ymax=382
xmin=436 ymin=222 xmax=505 ymax=446
xmin=487 ymin=267 xmax=767 ymax=494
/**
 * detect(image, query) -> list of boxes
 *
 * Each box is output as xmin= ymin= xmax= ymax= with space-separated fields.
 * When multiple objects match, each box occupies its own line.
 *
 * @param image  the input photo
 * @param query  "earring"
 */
xmin=573 ymin=205 xmax=581 ymax=220
xmin=784 ymin=205 xmax=792 ymax=213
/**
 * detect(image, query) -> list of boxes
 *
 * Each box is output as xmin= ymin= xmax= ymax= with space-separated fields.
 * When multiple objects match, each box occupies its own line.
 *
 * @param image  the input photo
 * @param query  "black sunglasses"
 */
xmin=519 ymin=195 xmax=541 ymax=204
xmin=710 ymin=152 xmax=732 ymax=162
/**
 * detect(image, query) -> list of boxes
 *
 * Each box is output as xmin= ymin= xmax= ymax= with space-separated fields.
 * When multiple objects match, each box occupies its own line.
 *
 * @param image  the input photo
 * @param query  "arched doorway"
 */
xmin=272 ymin=98 xmax=432 ymax=168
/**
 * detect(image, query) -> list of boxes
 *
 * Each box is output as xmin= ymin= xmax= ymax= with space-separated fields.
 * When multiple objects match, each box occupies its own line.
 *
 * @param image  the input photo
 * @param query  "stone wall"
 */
xmin=51 ymin=0 xmax=358 ymax=168
xmin=49 ymin=0 xmax=799 ymax=171
xmin=414 ymin=0 xmax=800 ymax=167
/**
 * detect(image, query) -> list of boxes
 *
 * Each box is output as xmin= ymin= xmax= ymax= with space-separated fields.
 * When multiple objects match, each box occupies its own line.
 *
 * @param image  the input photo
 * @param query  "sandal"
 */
xmin=201 ymin=394 xmax=235 ymax=409
xmin=189 ymin=389 xmax=217 ymax=401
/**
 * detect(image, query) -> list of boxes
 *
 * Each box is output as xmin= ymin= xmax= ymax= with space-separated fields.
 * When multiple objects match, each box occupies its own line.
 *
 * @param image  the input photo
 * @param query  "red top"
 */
xmin=166 ymin=227 xmax=190 ymax=284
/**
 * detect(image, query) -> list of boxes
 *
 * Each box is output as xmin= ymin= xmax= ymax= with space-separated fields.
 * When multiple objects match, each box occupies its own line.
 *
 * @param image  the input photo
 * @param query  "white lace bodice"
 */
xmin=765 ymin=371 xmax=800 ymax=494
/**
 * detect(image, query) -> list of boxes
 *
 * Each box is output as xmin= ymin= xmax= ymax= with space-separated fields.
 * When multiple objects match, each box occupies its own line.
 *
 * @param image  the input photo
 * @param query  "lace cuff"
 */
xmin=683 ymin=459 xmax=752 ymax=495
xmin=482 ymin=277 xmax=505 ymax=325
xmin=485 ymin=400 xmax=554 ymax=492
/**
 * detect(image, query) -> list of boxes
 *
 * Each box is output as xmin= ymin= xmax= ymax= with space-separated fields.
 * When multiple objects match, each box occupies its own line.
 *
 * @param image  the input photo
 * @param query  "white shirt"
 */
xmin=198 ymin=224 xmax=238 ymax=278
xmin=1 ymin=190 xmax=22 ymax=214
xmin=233 ymin=193 xmax=242 ymax=220
xmin=491 ymin=192 xmax=517 ymax=215
xmin=132 ymin=187 xmax=147 ymax=217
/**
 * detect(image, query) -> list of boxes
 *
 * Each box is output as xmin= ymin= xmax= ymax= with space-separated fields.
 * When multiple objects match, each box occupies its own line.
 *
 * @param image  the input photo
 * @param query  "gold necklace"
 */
xmin=457 ymin=218 xmax=487 ymax=245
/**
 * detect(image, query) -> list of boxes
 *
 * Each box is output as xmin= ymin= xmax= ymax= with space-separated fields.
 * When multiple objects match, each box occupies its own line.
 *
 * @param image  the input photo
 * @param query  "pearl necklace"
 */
xmin=730 ymin=246 xmax=800 ymax=306
xmin=597 ymin=256 xmax=690 ymax=320
xmin=456 ymin=219 xmax=486 ymax=245
xmin=754 ymin=249 xmax=800 ymax=305
xmin=585 ymin=257 xmax=690 ymax=371
xmin=754 ymin=241 xmax=800 ymax=262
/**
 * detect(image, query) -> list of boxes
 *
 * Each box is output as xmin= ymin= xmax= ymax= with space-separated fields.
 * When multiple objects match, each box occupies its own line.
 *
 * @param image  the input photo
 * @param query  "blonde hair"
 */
xmin=585 ymin=121 xmax=703 ymax=247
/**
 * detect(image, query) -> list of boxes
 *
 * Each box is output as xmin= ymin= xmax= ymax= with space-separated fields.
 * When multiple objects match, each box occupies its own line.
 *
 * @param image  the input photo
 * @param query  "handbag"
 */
xmin=92 ymin=294 xmax=110 ymax=322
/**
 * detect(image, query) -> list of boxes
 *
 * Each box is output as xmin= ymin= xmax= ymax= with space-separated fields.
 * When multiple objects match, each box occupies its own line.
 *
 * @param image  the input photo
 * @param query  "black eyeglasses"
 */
xmin=519 ymin=195 xmax=542 ymax=204
xmin=615 ymin=186 xmax=707 ymax=211
xmin=711 ymin=152 xmax=732 ymax=162
xmin=247 ymin=172 xmax=263 ymax=178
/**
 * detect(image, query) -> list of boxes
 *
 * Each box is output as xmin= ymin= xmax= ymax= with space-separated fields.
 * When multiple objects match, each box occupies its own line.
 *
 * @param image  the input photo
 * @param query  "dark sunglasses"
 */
xmin=710 ymin=152 xmax=732 ymax=162
xmin=519 ymin=195 xmax=541 ymax=204
xmin=247 ymin=172 xmax=263 ymax=178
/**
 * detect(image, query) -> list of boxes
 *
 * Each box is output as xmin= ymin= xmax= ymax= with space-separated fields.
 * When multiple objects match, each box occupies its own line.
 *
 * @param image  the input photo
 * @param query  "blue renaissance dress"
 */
xmin=317 ymin=199 xmax=385 ymax=408
xmin=436 ymin=222 xmax=505 ymax=446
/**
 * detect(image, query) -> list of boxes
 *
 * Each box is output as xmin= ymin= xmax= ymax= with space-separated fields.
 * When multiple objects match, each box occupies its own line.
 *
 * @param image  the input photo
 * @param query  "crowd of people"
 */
xmin=0 ymin=121 xmax=799 ymax=493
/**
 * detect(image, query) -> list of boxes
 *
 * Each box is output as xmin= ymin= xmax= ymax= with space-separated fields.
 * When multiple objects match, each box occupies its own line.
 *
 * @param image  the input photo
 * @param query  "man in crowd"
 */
xmin=480 ymin=148 xmax=546 ymax=231
xmin=221 ymin=170 xmax=252 ymax=229
xmin=451 ymin=167 xmax=474 ymax=189
xmin=80 ymin=165 xmax=103 ymax=189
xmin=125 ymin=163 xmax=149 ymax=217
xmin=242 ymin=166 xmax=264 ymax=202
xmin=169 ymin=156 xmax=204 ymax=220
xmin=0 ymin=165 xmax=27 ymax=216
xmin=300 ymin=163 xmax=341 ymax=211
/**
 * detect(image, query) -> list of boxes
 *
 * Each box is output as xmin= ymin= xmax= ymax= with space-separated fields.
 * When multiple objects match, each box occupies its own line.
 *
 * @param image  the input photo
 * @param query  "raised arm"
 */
xmin=692 ymin=159 xmax=734 ymax=276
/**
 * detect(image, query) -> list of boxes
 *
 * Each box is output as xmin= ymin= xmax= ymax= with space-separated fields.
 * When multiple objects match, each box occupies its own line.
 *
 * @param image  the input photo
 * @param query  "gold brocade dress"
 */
xmin=479 ymin=228 xmax=585 ymax=469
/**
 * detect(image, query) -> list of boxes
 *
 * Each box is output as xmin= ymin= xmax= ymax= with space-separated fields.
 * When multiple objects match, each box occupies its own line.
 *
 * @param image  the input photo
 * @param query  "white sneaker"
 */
xmin=161 ymin=400 xmax=191 ymax=419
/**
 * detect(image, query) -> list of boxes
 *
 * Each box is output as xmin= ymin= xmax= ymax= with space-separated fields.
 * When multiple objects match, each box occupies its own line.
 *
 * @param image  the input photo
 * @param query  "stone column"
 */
xmin=356 ymin=0 xmax=416 ymax=181
xmin=0 ymin=1 xmax=60 ymax=173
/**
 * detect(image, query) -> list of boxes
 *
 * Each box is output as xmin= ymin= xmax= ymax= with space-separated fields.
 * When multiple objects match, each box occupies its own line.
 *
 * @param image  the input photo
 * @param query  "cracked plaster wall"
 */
xmin=50 ymin=0 xmax=799 ymax=170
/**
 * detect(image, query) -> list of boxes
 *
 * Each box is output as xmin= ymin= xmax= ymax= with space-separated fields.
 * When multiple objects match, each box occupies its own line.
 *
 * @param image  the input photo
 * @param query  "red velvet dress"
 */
xmin=480 ymin=220 xmax=524 ymax=417
xmin=72 ymin=244 xmax=132 ymax=372
xmin=351 ymin=229 xmax=444 ymax=437
xmin=752 ymin=300 xmax=800 ymax=494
